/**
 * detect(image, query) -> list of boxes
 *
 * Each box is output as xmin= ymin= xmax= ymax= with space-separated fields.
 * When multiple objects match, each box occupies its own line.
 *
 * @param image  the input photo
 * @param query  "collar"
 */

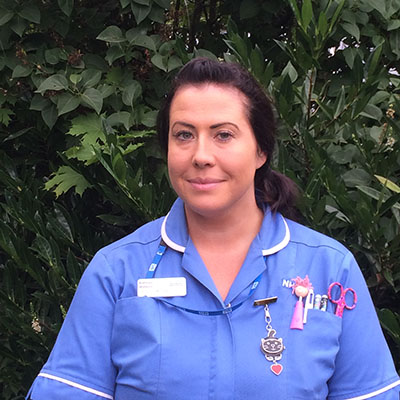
xmin=161 ymin=198 xmax=290 ymax=256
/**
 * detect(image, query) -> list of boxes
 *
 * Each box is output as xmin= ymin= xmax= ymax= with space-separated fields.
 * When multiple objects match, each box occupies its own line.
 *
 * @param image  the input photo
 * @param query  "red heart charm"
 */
xmin=271 ymin=363 xmax=283 ymax=376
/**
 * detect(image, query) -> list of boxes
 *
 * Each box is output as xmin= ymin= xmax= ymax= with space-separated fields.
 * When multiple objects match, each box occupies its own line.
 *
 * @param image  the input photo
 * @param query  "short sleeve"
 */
xmin=27 ymin=251 xmax=119 ymax=400
xmin=327 ymin=252 xmax=400 ymax=399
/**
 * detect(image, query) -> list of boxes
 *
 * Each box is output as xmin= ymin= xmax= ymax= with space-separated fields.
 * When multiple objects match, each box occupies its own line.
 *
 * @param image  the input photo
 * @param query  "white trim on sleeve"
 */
xmin=38 ymin=373 xmax=113 ymax=399
xmin=344 ymin=379 xmax=400 ymax=400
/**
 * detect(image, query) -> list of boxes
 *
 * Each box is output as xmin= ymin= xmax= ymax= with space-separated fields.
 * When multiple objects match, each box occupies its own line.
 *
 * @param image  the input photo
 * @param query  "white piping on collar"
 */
xmin=343 ymin=379 xmax=400 ymax=400
xmin=262 ymin=216 xmax=290 ymax=256
xmin=38 ymin=373 xmax=113 ymax=399
xmin=161 ymin=212 xmax=186 ymax=253
xmin=161 ymin=211 xmax=290 ymax=256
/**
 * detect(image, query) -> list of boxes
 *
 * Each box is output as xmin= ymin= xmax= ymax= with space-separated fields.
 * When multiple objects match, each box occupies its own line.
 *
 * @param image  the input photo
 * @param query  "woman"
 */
xmin=27 ymin=58 xmax=399 ymax=399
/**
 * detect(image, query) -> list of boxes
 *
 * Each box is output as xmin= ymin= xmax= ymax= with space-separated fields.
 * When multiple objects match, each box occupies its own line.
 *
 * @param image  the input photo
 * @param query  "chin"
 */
xmin=183 ymin=200 xmax=237 ymax=219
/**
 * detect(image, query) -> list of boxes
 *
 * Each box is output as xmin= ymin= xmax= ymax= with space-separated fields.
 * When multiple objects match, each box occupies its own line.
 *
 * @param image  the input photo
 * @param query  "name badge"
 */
xmin=137 ymin=277 xmax=187 ymax=298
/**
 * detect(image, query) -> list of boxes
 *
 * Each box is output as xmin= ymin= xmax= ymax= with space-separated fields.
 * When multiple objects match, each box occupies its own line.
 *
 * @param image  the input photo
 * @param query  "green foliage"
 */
xmin=1 ymin=0 xmax=400 ymax=396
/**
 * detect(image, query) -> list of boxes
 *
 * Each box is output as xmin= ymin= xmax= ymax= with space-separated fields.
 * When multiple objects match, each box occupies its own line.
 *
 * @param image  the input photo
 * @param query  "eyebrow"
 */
xmin=171 ymin=121 xmax=239 ymax=130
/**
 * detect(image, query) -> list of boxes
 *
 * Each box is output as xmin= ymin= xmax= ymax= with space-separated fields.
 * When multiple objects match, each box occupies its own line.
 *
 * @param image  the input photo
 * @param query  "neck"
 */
xmin=185 ymin=202 xmax=264 ymax=250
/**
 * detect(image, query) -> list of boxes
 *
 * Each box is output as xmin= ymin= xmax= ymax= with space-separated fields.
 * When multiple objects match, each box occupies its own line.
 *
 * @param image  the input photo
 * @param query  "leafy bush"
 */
xmin=0 ymin=0 xmax=399 ymax=397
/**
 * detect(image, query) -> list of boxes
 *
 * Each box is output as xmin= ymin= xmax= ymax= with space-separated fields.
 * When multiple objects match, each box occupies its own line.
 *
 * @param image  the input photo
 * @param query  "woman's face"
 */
xmin=167 ymin=83 xmax=266 ymax=219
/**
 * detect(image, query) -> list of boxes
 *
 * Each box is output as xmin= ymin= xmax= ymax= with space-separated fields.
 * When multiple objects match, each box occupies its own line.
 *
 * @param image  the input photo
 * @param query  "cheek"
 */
xmin=167 ymin=150 xmax=187 ymax=183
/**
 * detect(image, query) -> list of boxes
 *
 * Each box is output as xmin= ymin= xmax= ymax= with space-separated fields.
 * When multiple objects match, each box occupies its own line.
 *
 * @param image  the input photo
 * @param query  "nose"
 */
xmin=192 ymin=136 xmax=215 ymax=168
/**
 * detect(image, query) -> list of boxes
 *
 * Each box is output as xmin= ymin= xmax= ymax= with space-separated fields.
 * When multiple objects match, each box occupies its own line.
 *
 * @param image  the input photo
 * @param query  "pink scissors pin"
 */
xmin=328 ymin=282 xmax=357 ymax=318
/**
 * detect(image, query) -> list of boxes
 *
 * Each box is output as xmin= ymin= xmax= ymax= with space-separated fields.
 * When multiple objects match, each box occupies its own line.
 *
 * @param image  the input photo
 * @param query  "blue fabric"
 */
xmin=28 ymin=198 xmax=400 ymax=400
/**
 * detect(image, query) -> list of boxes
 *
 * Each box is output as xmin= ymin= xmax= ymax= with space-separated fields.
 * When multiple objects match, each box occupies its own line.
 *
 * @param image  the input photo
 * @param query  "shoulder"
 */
xmin=84 ymin=217 xmax=165 ymax=285
xmin=285 ymin=218 xmax=349 ymax=257
xmin=99 ymin=216 xmax=164 ymax=257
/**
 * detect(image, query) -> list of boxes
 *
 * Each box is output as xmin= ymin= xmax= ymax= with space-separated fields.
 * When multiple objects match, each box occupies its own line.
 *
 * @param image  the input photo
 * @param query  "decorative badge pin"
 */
xmin=290 ymin=275 xmax=313 ymax=330
xmin=261 ymin=328 xmax=285 ymax=375
xmin=259 ymin=303 xmax=285 ymax=375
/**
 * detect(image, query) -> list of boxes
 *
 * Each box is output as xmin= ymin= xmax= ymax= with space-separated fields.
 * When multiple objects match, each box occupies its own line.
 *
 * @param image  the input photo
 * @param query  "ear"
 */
xmin=256 ymin=149 xmax=267 ymax=169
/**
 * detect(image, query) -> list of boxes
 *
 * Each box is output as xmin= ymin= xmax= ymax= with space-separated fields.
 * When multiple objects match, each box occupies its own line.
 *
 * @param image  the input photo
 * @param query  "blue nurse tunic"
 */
xmin=27 ymin=198 xmax=400 ymax=399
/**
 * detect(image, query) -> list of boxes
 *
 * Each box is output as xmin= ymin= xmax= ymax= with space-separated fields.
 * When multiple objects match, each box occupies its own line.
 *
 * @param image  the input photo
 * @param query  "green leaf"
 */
xmin=282 ymin=61 xmax=298 ymax=83
xmin=301 ymin=0 xmax=313 ymax=30
xmin=98 ymin=84 xmax=115 ymax=98
xmin=378 ymin=309 xmax=400 ymax=343
xmin=30 ymin=95 xmax=50 ymax=111
xmin=81 ymin=88 xmax=103 ymax=114
xmin=287 ymin=0 xmax=301 ymax=22
xmin=12 ymin=65 xmax=31 ymax=78
xmin=31 ymin=235 xmax=56 ymax=267
xmin=134 ymin=0 xmax=150 ymax=4
xmin=35 ymin=74 xmax=69 ymax=94
xmin=0 ymin=108 xmax=14 ymax=126
xmin=120 ymin=0 xmax=131 ymax=8
xmin=67 ymin=113 xmax=103 ymax=139
xmin=105 ymin=46 xmax=125 ymax=65
xmin=141 ymin=110 xmax=157 ymax=127
xmin=122 ymin=81 xmax=142 ymax=106
xmin=375 ymin=175 xmax=400 ymax=193
xmin=131 ymin=2 xmax=151 ymax=25
xmin=45 ymin=166 xmax=92 ymax=197
xmin=388 ymin=19 xmax=400 ymax=31
xmin=111 ymin=152 xmax=127 ymax=182
xmin=317 ymin=12 xmax=328 ymax=37
xmin=193 ymin=49 xmax=218 ymax=60
xmin=58 ymin=0 xmax=74 ymax=16
xmin=45 ymin=48 xmax=65 ymax=65
xmin=126 ymin=31 xmax=156 ymax=52
xmin=333 ymin=86 xmax=346 ymax=118
xmin=343 ymin=47 xmax=359 ymax=69
xmin=359 ymin=104 xmax=382 ymax=120
xmin=107 ymin=111 xmax=132 ymax=130
xmin=3 ymin=127 xmax=32 ymax=142
xmin=328 ymin=0 xmax=345 ymax=34
xmin=18 ymin=5 xmax=40 ymax=23
xmin=342 ymin=169 xmax=370 ymax=187
xmin=80 ymin=69 xmax=102 ymax=88
xmin=167 ymin=55 xmax=183 ymax=71
xmin=379 ymin=193 xmax=400 ymax=215
xmin=66 ymin=113 xmax=105 ymax=163
xmin=356 ymin=186 xmax=400 ymax=210
xmin=41 ymin=104 xmax=58 ymax=129
xmin=368 ymin=44 xmax=383 ymax=78
xmin=389 ymin=30 xmax=400 ymax=57
xmin=328 ymin=144 xmax=358 ymax=165
xmin=57 ymin=93 xmax=80 ymax=116
xmin=342 ymin=22 xmax=360 ymax=42
xmin=10 ymin=16 xmax=27 ymax=37
xmin=0 ymin=10 xmax=14 ymax=26
xmin=249 ymin=45 xmax=264 ymax=79
xmin=97 ymin=26 xmax=126 ymax=43
xmin=148 ymin=6 xmax=165 ymax=23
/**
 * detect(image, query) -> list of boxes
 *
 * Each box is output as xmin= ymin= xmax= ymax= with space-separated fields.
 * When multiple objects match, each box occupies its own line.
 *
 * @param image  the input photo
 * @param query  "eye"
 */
xmin=173 ymin=130 xmax=194 ymax=141
xmin=216 ymin=131 xmax=233 ymax=141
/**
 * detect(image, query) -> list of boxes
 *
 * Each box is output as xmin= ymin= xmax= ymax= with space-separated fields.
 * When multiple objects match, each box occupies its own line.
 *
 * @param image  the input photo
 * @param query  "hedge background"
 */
xmin=0 ymin=0 xmax=399 ymax=397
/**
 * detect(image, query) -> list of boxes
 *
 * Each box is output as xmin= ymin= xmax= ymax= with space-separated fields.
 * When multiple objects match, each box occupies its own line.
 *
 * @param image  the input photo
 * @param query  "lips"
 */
xmin=187 ymin=177 xmax=224 ymax=190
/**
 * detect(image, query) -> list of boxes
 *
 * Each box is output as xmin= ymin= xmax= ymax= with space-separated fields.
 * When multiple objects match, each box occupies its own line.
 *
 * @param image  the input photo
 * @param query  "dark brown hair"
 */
xmin=157 ymin=57 xmax=298 ymax=218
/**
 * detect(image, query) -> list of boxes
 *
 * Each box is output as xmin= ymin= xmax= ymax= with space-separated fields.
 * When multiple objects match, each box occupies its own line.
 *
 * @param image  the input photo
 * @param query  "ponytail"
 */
xmin=256 ymin=167 xmax=299 ymax=220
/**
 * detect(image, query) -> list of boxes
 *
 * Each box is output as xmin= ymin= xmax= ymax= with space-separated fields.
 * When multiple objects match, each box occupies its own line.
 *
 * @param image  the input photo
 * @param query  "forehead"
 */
xmin=170 ymin=83 xmax=250 ymax=118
